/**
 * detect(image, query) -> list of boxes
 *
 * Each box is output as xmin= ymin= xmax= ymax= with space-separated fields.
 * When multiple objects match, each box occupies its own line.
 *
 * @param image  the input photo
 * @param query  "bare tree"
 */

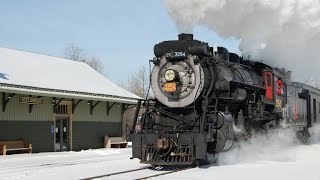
xmin=65 ymin=45 xmax=86 ymax=62
xmin=86 ymin=56 xmax=104 ymax=74
xmin=126 ymin=65 xmax=149 ymax=98
xmin=122 ymin=65 xmax=150 ymax=137
xmin=64 ymin=44 xmax=104 ymax=73
xmin=303 ymin=75 xmax=320 ymax=89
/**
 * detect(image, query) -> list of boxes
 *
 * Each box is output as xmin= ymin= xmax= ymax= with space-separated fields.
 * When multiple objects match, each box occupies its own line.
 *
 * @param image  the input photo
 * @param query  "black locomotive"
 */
xmin=130 ymin=34 xmax=320 ymax=166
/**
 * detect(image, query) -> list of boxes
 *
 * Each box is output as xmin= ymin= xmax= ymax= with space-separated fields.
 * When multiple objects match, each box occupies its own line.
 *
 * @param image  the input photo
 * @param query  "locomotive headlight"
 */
xmin=164 ymin=69 xmax=176 ymax=81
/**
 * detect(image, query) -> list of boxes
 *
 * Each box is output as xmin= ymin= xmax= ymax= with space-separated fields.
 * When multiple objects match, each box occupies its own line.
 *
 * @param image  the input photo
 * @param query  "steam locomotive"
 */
xmin=130 ymin=34 xmax=320 ymax=166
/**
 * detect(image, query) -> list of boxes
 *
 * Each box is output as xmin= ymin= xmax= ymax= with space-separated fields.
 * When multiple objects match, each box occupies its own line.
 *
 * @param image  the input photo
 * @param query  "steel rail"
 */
xmin=80 ymin=166 xmax=153 ymax=180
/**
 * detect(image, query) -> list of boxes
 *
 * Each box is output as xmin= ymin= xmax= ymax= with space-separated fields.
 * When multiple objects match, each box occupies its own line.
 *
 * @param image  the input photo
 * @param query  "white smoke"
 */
xmin=308 ymin=124 xmax=320 ymax=143
xmin=217 ymin=128 xmax=299 ymax=165
xmin=164 ymin=0 xmax=320 ymax=82
xmin=217 ymin=124 xmax=320 ymax=165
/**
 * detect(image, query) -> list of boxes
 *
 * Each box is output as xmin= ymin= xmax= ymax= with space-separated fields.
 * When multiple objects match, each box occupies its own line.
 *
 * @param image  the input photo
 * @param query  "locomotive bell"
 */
xmin=216 ymin=47 xmax=229 ymax=61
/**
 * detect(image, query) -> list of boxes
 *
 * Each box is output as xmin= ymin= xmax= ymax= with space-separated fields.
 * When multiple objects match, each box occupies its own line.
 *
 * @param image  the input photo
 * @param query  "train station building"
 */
xmin=0 ymin=48 xmax=141 ymax=153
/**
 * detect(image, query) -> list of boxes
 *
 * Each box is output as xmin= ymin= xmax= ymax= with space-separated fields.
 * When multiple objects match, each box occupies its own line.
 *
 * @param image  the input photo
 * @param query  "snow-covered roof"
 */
xmin=0 ymin=48 xmax=142 ymax=103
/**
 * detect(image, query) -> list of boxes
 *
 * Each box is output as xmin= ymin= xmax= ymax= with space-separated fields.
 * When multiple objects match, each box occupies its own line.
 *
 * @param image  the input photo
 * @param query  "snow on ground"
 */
xmin=164 ymin=144 xmax=320 ymax=180
xmin=1 ymin=130 xmax=320 ymax=180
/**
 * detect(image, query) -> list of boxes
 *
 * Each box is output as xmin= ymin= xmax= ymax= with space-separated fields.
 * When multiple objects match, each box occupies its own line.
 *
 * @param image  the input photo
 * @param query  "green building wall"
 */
xmin=0 ymin=93 xmax=124 ymax=153
xmin=0 ymin=95 xmax=54 ymax=152
xmin=72 ymin=101 xmax=122 ymax=151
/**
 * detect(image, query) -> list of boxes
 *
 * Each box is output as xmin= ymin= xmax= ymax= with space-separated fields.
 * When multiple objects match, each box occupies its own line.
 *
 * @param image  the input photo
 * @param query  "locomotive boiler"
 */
xmin=130 ymin=34 xmax=318 ymax=166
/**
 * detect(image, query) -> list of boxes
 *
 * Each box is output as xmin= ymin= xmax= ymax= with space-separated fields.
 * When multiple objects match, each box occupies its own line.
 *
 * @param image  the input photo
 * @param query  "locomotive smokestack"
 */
xmin=178 ymin=33 xmax=193 ymax=40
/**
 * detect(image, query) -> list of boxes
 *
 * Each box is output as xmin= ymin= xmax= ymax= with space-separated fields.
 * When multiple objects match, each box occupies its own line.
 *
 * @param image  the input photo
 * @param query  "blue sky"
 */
xmin=0 ymin=0 xmax=240 ymax=83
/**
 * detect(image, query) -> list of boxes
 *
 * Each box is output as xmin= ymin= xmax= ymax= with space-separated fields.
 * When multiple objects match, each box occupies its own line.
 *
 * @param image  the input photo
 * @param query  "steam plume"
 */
xmin=218 ymin=128 xmax=298 ymax=165
xmin=217 ymin=124 xmax=320 ymax=165
xmin=164 ymin=0 xmax=320 ymax=82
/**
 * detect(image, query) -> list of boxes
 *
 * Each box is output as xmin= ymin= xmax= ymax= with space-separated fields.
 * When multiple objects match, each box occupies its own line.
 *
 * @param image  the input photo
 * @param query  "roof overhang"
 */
xmin=0 ymin=83 xmax=142 ymax=104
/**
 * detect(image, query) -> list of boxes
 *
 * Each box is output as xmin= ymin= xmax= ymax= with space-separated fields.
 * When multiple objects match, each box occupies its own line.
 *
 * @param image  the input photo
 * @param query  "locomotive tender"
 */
xmin=130 ymin=34 xmax=320 ymax=166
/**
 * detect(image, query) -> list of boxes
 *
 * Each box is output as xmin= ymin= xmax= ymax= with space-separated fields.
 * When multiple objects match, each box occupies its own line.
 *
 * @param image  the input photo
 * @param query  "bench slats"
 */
xmin=0 ymin=140 xmax=32 ymax=155
xmin=6 ymin=148 xmax=30 ymax=151
xmin=0 ymin=141 xmax=25 ymax=149
xmin=105 ymin=136 xmax=127 ymax=148
xmin=108 ymin=138 xmax=126 ymax=142
xmin=109 ymin=142 xmax=127 ymax=144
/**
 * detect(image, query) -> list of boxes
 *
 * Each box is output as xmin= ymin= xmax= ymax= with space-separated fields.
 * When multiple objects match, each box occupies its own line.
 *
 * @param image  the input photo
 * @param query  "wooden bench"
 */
xmin=104 ymin=136 xmax=128 ymax=148
xmin=0 ymin=139 xmax=32 ymax=155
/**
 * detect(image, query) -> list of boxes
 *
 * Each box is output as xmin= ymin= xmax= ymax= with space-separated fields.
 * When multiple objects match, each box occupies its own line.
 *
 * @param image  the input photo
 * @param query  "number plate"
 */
xmin=163 ymin=82 xmax=176 ymax=92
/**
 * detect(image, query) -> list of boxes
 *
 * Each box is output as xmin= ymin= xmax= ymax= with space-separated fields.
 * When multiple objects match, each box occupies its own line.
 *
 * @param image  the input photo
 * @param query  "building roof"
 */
xmin=0 ymin=48 xmax=142 ymax=104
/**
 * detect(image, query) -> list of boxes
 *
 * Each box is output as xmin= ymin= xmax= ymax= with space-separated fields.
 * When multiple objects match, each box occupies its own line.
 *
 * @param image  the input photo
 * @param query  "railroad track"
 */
xmin=134 ymin=166 xmax=195 ymax=180
xmin=80 ymin=166 xmax=153 ymax=180
xmin=82 ymin=165 xmax=195 ymax=180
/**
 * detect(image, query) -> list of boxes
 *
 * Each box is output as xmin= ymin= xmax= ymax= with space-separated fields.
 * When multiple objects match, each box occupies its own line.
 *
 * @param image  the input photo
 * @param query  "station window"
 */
xmin=55 ymin=105 xmax=68 ymax=115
